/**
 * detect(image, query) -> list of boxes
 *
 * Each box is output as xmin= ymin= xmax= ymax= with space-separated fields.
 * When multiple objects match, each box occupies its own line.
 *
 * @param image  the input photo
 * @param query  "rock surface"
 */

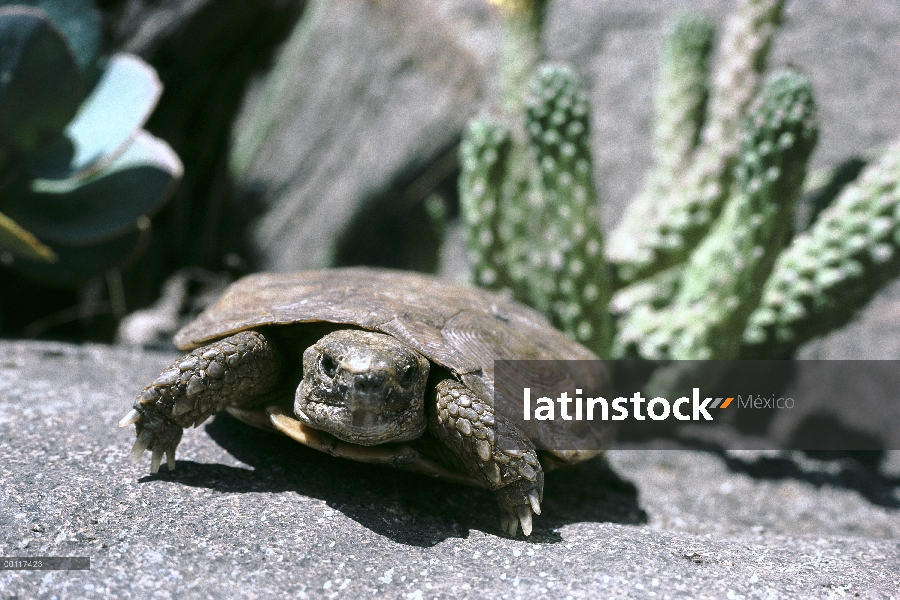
xmin=1 ymin=340 xmax=898 ymax=598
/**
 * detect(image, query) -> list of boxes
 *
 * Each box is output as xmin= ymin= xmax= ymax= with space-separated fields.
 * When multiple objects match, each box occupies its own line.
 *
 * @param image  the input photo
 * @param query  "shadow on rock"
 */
xmin=139 ymin=413 xmax=645 ymax=546
xmin=718 ymin=449 xmax=900 ymax=509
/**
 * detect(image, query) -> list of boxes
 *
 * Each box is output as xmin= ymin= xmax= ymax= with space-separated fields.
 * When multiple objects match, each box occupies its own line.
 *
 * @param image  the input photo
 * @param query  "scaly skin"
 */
xmin=742 ymin=139 xmax=900 ymax=358
xmin=608 ymin=11 xmax=714 ymax=262
xmin=611 ymin=0 xmax=786 ymax=284
xmin=523 ymin=64 xmax=612 ymax=357
xmin=616 ymin=70 xmax=818 ymax=360
xmin=430 ymin=379 xmax=543 ymax=537
xmin=119 ymin=330 xmax=280 ymax=473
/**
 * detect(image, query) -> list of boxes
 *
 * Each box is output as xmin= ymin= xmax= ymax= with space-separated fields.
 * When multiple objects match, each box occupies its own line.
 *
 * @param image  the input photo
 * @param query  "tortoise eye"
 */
xmin=320 ymin=354 xmax=338 ymax=377
xmin=399 ymin=363 xmax=417 ymax=386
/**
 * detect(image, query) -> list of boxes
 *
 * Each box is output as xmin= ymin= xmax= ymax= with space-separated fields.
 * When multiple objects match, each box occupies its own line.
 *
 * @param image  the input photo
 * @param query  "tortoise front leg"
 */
xmin=430 ymin=379 xmax=543 ymax=536
xmin=119 ymin=330 xmax=279 ymax=473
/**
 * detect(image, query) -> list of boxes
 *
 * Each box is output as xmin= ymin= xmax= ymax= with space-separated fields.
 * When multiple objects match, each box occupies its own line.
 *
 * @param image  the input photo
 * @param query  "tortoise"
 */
xmin=120 ymin=267 xmax=611 ymax=536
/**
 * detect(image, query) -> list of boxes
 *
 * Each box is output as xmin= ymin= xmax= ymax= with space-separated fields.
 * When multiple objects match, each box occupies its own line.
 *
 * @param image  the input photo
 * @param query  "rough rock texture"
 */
xmin=232 ymin=0 xmax=494 ymax=272
xmin=1 ymin=340 xmax=898 ymax=598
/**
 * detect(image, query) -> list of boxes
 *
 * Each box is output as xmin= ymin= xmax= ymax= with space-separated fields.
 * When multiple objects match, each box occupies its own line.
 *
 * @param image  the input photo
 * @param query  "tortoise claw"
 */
xmin=518 ymin=505 xmax=533 ymax=537
xmin=150 ymin=449 xmax=163 ymax=473
xmin=118 ymin=408 xmax=141 ymax=428
xmin=130 ymin=430 xmax=152 ymax=463
xmin=505 ymin=514 xmax=519 ymax=536
xmin=122 ymin=404 xmax=183 ymax=473
xmin=496 ymin=478 xmax=543 ymax=536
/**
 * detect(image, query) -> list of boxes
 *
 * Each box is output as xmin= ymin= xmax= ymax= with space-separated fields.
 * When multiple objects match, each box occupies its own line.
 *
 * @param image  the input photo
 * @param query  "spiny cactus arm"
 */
xmin=701 ymin=0 xmax=786 ymax=156
xmin=489 ymin=0 xmax=549 ymax=116
xmin=608 ymin=11 xmax=714 ymax=261
xmin=616 ymin=71 xmax=818 ymax=360
xmin=524 ymin=64 xmax=611 ymax=357
xmin=610 ymin=264 xmax=684 ymax=317
xmin=611 ymin=0 xmax=786 ymax=284
xmin=742 ymin=140 xmax=900 ymax=358
xmin=460 ymin=118 xmax=520 ymax=292
xmin=654 ymin=11 xmax=716 ymax=185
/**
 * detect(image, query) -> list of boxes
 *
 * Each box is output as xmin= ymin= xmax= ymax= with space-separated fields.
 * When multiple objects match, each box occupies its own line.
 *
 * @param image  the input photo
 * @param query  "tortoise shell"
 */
xmin=174 ymin=267 xmax=611 ymax=459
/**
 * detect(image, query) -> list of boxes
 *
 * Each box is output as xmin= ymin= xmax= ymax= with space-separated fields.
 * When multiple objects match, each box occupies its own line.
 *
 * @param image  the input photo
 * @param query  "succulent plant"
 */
xmin=615 ymin=70 xmax=819 ymax=360
xmin=460 ymin=0 xmax=900 ymax=363
xmin=741 ymin=140 xmax=900 ymax=358
xmin=460 ymin=64 xmax=611 ymax=356
xmin=0 ymin=0 xmax=182 ymax=285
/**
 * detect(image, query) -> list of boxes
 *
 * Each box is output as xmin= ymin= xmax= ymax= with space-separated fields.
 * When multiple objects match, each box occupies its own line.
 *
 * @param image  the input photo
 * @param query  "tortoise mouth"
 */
xmin=292 ymin=405 xmax=425 ymax=446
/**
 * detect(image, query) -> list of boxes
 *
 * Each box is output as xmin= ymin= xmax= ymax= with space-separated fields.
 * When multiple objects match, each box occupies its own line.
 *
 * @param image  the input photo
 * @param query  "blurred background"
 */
xmin=1 ymin=0 xmax=899 ymax=362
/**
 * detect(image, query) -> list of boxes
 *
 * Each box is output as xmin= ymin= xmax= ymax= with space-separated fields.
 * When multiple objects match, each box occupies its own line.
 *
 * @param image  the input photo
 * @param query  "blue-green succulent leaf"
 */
xmin=25 ymin=53 xmax=164 ymax=181
xmin=60 ymin=53 xmax=163 ymax=179
xmin=0 ymin=6 xmax=81 ymax=153
xmin=7 ymin=131 xmax=182 ymax=246
xmin=0 ymin=0 xmax=101 ymax=71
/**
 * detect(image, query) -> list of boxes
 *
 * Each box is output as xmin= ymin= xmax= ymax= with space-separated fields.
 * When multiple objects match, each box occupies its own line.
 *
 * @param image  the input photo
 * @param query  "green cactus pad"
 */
xmin=6 ymin=131 xmax=182 ymax=247
xmin=742 ymin=140 xmax=900 ymax=357
xmin=524 ymin=64 xmax=611 ymax=357
xmin=0 ymin=6 xmax=81 ymax=155
xmin=616 ymin=71 xmax=817 ymax=360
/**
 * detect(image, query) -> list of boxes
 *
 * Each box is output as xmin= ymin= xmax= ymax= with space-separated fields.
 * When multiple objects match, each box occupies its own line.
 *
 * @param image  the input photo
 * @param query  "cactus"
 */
xmin=0 ymin=2 xmax=182 ymax=285
xmin=461 ymin=64 xmax=611 ymax=356
xmin=460 ymin=0 xmax=900 ymax=364
xmin=742 ymin=141 xmax=900 ymax=358
xmin=609 ymin=0 xmax=786 ymax=283
xmin=608 ymin=11 xmax=714 ymax=260
xmin=615 ymin=71 xmax=818 ymax=360
xmin=524 ymin=65 xmax=611 ymax=356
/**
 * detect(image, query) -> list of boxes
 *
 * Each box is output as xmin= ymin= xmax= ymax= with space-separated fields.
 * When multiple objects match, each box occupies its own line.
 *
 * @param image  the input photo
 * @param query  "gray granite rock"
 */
xmin=1 ymin=340 xmax=898 ymax=598
xmin=232 ymin=0 xmax=495 ymax=273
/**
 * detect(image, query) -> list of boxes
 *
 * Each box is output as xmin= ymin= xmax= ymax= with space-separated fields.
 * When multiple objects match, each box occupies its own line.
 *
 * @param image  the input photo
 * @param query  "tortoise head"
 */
xmin=294 ymin=329 xmax=431 ymax=445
